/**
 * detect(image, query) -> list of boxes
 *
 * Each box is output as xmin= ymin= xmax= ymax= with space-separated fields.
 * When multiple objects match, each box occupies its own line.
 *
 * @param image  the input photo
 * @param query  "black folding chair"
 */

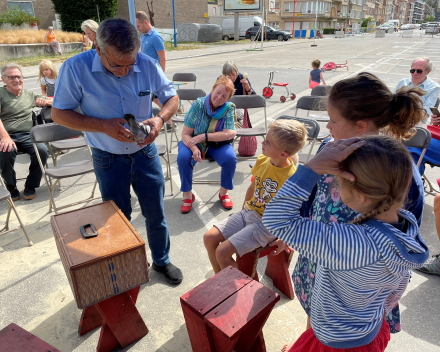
xmin=294 ymin=96 xmax=330 ymax=122
xmin=311 ymin=85 xmax=331 ymax=96
xmin=230 ymin=95 xmax=267 ymax=160
xmin=30 ymin=123 xmax=99 ymax=214
xmin=402 ymin=126 xmax=437 ymax=196
xmin=0 ymin=178 xmax=32 ymax=246
xmin=170 ymin=89 xmax=206 ymax=151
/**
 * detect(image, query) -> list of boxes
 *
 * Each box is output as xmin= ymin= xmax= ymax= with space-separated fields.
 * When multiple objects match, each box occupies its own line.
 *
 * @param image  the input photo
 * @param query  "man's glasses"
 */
xmin=103 ymin=53 xmax=138 ymax=69
xmin=410 ymin=69 xmax=425 ymax=74
xmin=3 ymin=75 xmax=23 ymax=80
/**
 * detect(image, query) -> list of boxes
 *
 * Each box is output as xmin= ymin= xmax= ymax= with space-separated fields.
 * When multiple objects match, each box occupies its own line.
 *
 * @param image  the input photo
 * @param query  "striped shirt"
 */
xmin=184 ymin=97 xmax=236 ymax=137
xmin=263 ymin=165 xmax=429 ymax=349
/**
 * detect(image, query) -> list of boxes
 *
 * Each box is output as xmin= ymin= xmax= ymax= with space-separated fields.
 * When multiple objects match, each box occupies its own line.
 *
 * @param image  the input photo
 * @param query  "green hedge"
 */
xmin=51 ymin=0 xmax=118 ymax=32
xmin=322 ymin=28 xmax=335 ymax=34
xmin=0 ymin=6 xmax=40 ymax=27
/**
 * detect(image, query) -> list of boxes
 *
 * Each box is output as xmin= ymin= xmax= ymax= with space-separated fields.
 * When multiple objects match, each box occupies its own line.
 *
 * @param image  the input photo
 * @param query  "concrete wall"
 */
xmin=0 ymin=42 xmax=82 ymax=61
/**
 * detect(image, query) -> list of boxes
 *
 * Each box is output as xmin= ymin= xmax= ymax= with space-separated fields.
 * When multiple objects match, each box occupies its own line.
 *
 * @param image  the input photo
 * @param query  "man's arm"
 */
xmin=140 ymin=95 xmax=179 ymax=146
xmin=157 ymin=50 xmax=166 ymax=72
xmin=423 ymin=85 xmax=440 ymax=116
xmin=0 ymin=119 xmax=16 ymax=152
xmin=51 ymin=108 xmax=134 ymax=143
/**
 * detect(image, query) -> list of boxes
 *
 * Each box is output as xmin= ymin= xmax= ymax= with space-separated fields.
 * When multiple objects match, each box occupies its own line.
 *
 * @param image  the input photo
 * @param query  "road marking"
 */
xmin=170 ymin=166 xmax=219 ymax=231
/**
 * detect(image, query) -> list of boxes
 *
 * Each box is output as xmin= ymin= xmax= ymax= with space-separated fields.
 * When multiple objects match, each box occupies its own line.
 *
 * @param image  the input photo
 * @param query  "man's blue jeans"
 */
xmin=91 ymin=144 xmax=170 ymax=266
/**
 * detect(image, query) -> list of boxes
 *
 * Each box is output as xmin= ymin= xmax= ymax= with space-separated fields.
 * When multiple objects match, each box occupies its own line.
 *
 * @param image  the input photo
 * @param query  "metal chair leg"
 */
xmin=7 ymin=199 xmax=33 ymax=246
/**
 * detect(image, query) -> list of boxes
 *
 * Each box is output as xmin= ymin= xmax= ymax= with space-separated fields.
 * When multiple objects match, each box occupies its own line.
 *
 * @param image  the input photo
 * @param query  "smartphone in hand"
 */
xmin=430 ymin=107 xmax=440 ymax=116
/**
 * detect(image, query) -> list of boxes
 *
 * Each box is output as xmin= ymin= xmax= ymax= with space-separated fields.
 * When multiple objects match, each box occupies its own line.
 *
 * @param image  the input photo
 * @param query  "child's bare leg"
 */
xmin=306 ymin=316 xmax=312 ymax=330
xmin=203 ymin=227 xmax=225 ymax=273
xmin=216 ymin=240 xmax=238 ymax=270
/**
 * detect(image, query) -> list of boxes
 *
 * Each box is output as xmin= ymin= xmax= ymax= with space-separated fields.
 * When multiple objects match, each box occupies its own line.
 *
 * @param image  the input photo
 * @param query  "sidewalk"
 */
xmin=21 ymin=38 xmax=317 ymax=79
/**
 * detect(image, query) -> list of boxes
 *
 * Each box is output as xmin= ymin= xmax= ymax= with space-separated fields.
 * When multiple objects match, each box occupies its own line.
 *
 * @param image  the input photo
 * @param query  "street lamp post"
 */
xmin=312 ymin=0 xmax=319 ymax=46
xmin=172 ymin=0 xmax=177 ymax=47
xmin=293 ymin=0 xmax=297 ymax=37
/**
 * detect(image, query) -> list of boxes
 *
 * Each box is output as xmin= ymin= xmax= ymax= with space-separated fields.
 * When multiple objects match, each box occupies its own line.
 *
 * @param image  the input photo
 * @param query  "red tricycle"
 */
xmin=322 ymin=60 xmax=348 ymax=71
xmin=262 ymin=71 xmax=296 ymax=103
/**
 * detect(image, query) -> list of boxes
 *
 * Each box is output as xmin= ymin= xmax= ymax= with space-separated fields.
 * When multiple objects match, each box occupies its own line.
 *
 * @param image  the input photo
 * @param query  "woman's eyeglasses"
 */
xmin=410 ymin=69 xmax=425 ymax=74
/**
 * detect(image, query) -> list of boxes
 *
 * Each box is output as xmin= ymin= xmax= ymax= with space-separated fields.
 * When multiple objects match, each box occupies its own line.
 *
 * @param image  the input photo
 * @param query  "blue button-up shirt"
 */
xmin=53 ymin=50 xmax=176 ymax=154
xmin=394 ymin=77 xmax=440 ymax=116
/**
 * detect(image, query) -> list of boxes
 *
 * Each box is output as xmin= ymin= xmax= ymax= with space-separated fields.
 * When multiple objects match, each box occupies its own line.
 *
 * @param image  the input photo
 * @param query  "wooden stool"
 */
xmin=237 ymin=244 xmax=295 ymax=299
xmin=0 ymin=323 xmax=61 ymax=352
xmin=180 ymin=266 xmax=280 ymax=352
xmin=78 ymin=286 xmax=148 ymax=352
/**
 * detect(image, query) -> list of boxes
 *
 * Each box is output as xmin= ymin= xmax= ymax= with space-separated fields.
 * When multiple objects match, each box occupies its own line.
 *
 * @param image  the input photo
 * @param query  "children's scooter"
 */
xmin=262 ymin=71 xmax=296 ymax=103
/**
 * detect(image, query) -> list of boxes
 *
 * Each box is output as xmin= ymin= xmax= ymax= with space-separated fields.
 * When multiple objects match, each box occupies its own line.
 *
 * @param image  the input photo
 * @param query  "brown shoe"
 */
xmin=23 ymin=188 xmax=36 ymax=200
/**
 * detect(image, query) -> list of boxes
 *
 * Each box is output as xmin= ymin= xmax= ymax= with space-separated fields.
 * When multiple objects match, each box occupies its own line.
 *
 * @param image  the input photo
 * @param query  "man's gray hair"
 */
xmin=1 ymin=63 xmax=22 ymax=77
xmin=81 ymin=19 xmax=99 ymax=33
xmin=412 ymin=57 xmax=432 ymax=72
xmin=96 ymin=18 xmax=140 ymax=59
xmin=222 ymin=61 xmax=239 ymax=76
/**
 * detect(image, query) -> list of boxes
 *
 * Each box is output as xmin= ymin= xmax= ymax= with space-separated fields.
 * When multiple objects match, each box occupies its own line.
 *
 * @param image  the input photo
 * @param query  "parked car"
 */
xmin=400 ymin=24 xmax=412 ymax=30
xmin=426 ymin=24 xmax=439 ymax=35
xmin=245 ymin=26 xmax=291 ymax=41
xmin=421 ymin=23 xmax=427 ymax=29
xmin=377 ymin=23 xmax=392 ymax=33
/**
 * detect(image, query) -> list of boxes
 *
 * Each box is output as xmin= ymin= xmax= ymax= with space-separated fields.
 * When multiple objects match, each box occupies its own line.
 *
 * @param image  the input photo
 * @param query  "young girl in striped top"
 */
xmin=263 ymin=136 xmax=429 ymax=351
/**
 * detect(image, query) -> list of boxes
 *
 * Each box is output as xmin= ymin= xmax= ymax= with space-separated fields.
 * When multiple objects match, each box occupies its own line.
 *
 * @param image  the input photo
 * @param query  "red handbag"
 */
xmin=238 ymin=84 xmax=258 ymax=157
xmin=427 ymin=125 xmax=440 ymax=140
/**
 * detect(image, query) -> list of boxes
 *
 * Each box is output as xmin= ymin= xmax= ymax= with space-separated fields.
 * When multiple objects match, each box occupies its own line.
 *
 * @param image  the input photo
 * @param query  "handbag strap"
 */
xmin=242 ymin=82 xmax=250 ymax=129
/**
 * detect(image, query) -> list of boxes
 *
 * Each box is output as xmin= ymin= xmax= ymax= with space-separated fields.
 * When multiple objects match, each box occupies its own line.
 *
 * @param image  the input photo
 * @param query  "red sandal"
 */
xmin=219 ymin=193 xmax=233 ymax=210
xmin=181 ymin=194 xmax=195 ymax=214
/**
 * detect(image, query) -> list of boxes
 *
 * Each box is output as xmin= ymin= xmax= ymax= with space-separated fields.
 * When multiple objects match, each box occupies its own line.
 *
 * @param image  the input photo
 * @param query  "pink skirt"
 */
xmin=309 ymin=81 xmax=320 ymax=89
xmin=289 ymin=318 xmax=390 ymax=352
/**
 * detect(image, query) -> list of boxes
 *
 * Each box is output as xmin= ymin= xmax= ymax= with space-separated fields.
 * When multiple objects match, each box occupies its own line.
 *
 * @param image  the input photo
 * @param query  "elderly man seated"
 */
xmin=0 ymin=63 xmax=50 ymax=201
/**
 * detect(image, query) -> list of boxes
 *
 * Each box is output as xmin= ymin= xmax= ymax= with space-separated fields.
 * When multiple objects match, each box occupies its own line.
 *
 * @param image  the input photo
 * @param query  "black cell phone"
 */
xmin=430 ymin=107 xmax=440 ymax=116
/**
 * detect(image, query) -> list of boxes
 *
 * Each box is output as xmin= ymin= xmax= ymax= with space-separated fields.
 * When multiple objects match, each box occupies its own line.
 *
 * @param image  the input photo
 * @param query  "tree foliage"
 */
xmin=50 ymin=0 xmax=118 ymax=32
xmin=361 ymin=17 xmax=373 ymax=28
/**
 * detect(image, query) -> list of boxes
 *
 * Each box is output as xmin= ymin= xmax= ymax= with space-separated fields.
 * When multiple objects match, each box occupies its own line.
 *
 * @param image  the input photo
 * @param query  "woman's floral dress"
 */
xmin=292 ymin=174 xmax=401 ymax=333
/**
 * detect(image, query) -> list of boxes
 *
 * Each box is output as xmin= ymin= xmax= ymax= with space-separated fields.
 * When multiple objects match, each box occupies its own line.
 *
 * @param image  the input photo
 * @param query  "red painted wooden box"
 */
xmin=0 ymin=323 xmax=61 ymax=352
xmin=180 ymin=266 xmax=280 ymax=352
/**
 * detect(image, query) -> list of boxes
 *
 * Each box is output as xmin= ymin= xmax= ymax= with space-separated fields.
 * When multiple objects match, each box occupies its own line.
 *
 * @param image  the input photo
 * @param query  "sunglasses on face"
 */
xmin=410 ymin=69 xmax=425 ymax=74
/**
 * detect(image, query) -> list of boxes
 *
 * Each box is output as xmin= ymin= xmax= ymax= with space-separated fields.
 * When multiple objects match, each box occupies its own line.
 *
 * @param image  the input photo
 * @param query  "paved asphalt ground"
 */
xmin=1 ymin=32 xmax=440 ymax=351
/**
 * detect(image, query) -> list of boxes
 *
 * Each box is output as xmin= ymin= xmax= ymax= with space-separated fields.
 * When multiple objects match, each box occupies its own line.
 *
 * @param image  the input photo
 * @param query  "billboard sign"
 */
xmin=224 ymin=0 xmax=263 ymax=12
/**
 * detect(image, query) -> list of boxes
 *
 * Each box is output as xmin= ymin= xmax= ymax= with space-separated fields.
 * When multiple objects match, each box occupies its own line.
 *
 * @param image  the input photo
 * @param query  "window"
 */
xmin=284 ymin=2 xmax=294 ymax=12
xmin=213 ymin=7 xmax=216 ymax=15
xmin=325 ymin=2 xmax=331 ymax=12
xmin=7 ymin=1 xmax=34 ymax=16
xmin=342 ymin=5 xmax=348 ymax=15
xmin=294 ymin=2 xmax=301 ymax=12
xmin=350 ymin=9 xmax=356 ymax=17
xmin=275 ymin=2 xmax=281 ymax=9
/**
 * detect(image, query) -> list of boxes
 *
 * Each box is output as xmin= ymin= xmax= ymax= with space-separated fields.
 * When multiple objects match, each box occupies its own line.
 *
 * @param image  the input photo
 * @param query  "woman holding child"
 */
xmin=177 ymin=76 xmax=237 ymax=214
xmin=271 ymin=72 xmax=426 ymax=352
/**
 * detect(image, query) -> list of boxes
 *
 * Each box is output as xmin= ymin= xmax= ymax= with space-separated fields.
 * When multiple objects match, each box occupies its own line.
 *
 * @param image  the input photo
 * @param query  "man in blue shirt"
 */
xmin=136 ymin=11 xmax=166 ymax=72
xmin=51 ymin=18 xmax=182 ymax=284
xmin=393 ymin=56 xmax=440 ymax=119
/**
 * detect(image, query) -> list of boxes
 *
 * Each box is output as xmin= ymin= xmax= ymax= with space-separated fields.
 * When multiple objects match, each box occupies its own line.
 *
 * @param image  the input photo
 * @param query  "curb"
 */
xmin=23 ymin=38 xmax=314 ymax=79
